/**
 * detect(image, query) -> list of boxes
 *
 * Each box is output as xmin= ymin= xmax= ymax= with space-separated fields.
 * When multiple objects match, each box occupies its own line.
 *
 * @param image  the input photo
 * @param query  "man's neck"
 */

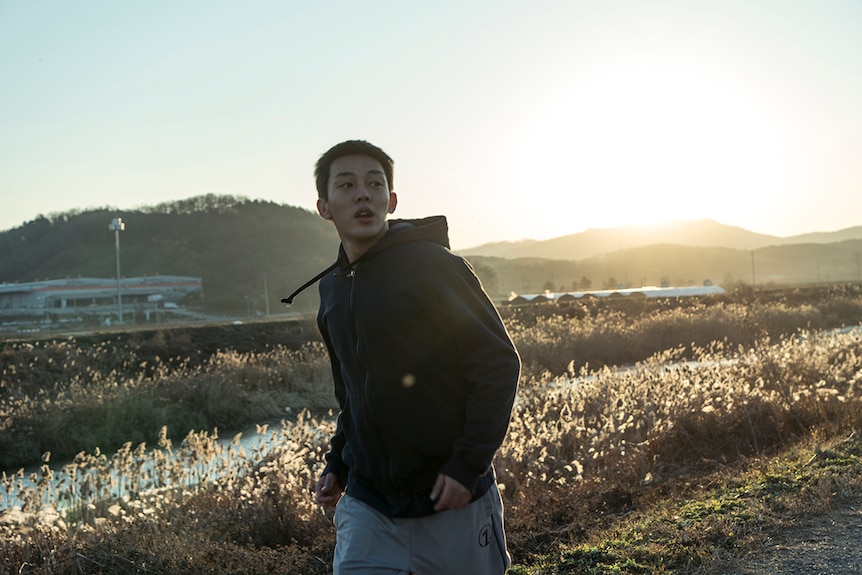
xmin=342 ymin=223 xmax=390 ymax=263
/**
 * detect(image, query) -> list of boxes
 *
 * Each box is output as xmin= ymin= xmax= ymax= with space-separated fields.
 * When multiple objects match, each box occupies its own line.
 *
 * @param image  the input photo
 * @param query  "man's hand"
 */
xmin=315 ymin=472 xmax=344 ymax=507
xmin=430 ymin=473 xmax=471 ymax=512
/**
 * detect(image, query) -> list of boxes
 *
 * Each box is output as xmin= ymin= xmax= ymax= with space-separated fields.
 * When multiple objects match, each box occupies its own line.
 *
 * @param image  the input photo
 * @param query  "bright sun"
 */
xmin=515 ymin=63 xmax=780 ymax=233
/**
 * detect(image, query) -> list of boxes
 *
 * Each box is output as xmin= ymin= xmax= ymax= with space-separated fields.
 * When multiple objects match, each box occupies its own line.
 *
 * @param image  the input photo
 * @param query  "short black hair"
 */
xmin=314 ymin=140 xmax=394 ymax=199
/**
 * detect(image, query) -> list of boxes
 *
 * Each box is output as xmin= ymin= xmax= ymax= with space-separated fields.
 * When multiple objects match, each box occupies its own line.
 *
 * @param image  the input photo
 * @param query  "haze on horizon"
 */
xmin=2 ymin=0 xmax=861 ymax=250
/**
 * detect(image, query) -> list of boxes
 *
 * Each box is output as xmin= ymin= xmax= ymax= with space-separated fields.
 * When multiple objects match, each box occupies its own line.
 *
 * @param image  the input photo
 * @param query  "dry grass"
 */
xmin=499 ymin=327 xmax=862 ymax=563
xmin=2 ymin=284 xmax=862 ymax=574
xmin=0 ymin=342 xmax=335 ymax=470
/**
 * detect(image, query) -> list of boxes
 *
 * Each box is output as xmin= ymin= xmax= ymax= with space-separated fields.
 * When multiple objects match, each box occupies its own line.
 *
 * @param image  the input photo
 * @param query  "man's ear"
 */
xmin=317 ymin=198 xmax=332 ymax=220
xmin=387 ymin=192 xmax=398 ymax=214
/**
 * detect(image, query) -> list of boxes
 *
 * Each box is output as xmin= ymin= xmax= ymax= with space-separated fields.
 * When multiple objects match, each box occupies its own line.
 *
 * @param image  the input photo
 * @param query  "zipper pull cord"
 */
xmin=281 ymin=261 xmax=339 ymax=305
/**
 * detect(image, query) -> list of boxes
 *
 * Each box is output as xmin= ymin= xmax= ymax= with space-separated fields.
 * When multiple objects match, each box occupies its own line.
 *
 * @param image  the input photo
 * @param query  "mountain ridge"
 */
xmin=3 ymin=203 xmax=860 ymax=310
xmin=458 ymin=219 xmax=862 ymax=261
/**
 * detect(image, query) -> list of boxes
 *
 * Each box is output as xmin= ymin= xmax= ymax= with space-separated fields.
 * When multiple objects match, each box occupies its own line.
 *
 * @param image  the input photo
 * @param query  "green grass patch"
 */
xmin=513 ymin=432 xmax=862 ymax=574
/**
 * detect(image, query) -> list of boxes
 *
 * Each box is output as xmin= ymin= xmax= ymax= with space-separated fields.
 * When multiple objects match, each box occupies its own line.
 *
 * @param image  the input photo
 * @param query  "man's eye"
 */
xmin=338 ymin=182 xmax=353 ymax=189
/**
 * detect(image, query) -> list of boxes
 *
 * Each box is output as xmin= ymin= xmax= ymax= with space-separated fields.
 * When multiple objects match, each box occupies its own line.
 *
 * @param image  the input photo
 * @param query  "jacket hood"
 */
xmin=342 ymin=215 xmax=450 ymax=265
xmin=281 ymin=215 xmax=450 ymax=305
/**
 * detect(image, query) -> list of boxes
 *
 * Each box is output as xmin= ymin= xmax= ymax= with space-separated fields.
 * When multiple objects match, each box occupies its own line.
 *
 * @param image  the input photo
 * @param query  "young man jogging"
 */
xmin=283 ymin=140 xmax=520 ymax=574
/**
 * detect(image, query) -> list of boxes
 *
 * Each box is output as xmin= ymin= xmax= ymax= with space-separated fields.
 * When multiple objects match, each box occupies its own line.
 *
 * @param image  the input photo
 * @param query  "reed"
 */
xmin=1 ymin=284 xmax=861 ymax=574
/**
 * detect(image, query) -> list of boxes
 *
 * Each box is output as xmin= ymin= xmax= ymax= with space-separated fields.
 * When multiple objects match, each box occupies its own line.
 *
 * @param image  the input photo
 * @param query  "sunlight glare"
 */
xmin=516 ymin=63 xmax=780 ymax=232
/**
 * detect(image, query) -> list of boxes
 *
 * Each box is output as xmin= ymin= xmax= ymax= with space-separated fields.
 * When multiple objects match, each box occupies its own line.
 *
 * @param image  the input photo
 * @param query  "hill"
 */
xmin=468 ymin=240 xmax=862 ymax=297
xmin=0 ymin=195 xmax=340 ymax=314
xmin=2 ymin=203 xmax=860 ymax=313
xmin=456 ymin=219 xmax=862 ymax=298
xmin=460 ymin=219 xmax=862 ymax=261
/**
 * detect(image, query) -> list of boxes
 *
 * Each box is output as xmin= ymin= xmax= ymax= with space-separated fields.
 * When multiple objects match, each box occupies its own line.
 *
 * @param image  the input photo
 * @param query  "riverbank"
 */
xmin=3 ymin=284 xmax=862 ymax=574
xmin=5 ymin=283 xmax=862 ymax=471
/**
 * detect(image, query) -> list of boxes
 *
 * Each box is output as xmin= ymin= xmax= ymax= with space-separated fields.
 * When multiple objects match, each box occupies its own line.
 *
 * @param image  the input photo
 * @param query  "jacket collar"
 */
xmin=281 ymin=215 xmax=450 ymax=305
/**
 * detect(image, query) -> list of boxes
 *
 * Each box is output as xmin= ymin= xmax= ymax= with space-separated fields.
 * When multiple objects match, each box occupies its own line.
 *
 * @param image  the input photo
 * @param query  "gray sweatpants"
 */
xmin=332 ymin=483 xmax=511 ymax=575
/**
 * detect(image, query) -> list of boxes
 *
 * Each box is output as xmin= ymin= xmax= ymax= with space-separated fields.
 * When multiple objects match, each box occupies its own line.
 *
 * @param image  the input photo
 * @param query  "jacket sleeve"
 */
xmin=318 ymin=316 xmax=350 ymax=488
xmin=429 ymin=253 xmax=521 ymax=491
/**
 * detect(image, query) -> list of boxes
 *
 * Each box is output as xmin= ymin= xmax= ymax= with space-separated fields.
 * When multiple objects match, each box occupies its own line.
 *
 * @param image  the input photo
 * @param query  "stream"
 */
xmin=1 ymin=415 xmax=328 ymax=514
xmin=3 ymin=325 xmax=859 ymax=519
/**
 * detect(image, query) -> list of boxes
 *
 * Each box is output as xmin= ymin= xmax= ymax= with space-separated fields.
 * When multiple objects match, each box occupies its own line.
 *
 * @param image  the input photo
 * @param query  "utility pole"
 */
xmin=750 ymin=250 xmax=756 ymax=286
xmin=109 ymin=217 xmax=125 ymax=323
xmin=854 ymin=251 xmax=861 ymax=282
xmin=263 ymin=273 xmax=270 ymax=316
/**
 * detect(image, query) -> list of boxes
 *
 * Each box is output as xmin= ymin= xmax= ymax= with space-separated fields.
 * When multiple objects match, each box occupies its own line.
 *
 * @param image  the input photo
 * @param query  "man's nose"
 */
xmin=354 ymin=183 xmax=372 ymax=200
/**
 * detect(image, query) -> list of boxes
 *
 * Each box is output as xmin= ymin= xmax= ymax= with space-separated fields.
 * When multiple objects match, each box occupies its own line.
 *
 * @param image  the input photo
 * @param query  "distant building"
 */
xmin=0 ymin=275 xmax=203 ymax=317
xmin=507 ymin=284 xmax=726 ymax=305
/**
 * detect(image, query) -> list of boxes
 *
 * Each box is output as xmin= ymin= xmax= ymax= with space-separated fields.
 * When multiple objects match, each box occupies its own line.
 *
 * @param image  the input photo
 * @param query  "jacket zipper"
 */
xmin=347 ymin=265 xmax=397 ymax=491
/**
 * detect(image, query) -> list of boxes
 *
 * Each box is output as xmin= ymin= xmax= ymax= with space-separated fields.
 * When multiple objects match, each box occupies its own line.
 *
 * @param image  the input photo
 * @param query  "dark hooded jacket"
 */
xmin=292 ymin=215 xmax=520 ymax=518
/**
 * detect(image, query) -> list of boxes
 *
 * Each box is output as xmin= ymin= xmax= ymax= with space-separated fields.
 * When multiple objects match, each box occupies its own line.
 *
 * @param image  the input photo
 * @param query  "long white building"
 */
xmin=0 ymin=275 xmax=203 ymax=317
xmin=507 ymin=284 xmax=726 ymax=305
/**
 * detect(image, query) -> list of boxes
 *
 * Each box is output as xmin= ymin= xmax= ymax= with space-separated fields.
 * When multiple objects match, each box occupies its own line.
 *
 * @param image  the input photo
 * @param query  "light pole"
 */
xmin=750 ymin=250 xmax=756 ymax=286
xmin=109 ymin=217 xmax=125 ymax=323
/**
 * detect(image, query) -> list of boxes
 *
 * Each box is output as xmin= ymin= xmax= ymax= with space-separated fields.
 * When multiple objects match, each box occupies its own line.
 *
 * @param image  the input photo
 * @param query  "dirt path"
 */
xmin=723 ymin=497 xmax=862 ymax=575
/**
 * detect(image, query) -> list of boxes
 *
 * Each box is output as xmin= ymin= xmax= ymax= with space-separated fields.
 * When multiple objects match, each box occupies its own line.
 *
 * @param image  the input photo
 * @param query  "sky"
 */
xmin=1 ymin=0 xmax=861 ymax=250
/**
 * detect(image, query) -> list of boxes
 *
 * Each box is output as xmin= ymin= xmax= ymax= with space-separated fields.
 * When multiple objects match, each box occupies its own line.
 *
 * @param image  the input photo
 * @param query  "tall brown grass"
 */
xmin=1 ymin=284 xmax=861 ymax=574
xmin=1 ymin=342 xmax=334 ymax=470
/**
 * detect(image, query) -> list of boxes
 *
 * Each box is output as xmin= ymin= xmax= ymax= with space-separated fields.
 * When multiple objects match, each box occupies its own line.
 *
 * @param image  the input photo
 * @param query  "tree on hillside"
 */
xmin=471 ymin=262 xmax=499 ymax=296
xmin=143 ymin=194 xmax=250 ymax=215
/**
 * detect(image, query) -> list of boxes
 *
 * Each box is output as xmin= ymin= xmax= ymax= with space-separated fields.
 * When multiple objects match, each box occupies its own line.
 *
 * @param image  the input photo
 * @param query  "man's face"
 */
xmin=317 ymin=154 xmax=397 ymax=259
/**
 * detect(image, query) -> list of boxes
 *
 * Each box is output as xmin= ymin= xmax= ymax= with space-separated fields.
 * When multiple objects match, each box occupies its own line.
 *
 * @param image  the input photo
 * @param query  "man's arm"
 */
xmin=430 ymin=253 xmax=521 ymax=492
xmin=317 ymin=319 xmax=350 ymax=496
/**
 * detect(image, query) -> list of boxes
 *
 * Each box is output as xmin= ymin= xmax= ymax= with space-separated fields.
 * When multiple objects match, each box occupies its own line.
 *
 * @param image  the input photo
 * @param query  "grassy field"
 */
xmin=2 ymin=283 xmax=862 ymax=574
